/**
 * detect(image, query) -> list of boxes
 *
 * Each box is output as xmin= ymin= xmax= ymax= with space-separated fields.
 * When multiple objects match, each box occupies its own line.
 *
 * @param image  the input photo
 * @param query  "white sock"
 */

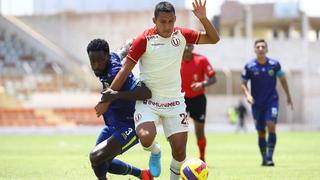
xmin=170 ymin=158 xmax=185 ymax=180
xmin=143 ymin=141 xmax=161 ymax=154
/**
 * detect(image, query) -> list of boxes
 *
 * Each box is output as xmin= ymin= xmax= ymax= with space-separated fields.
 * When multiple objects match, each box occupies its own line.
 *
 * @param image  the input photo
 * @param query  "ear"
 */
xmin=152 ymin=17 xmax=156 ymax=24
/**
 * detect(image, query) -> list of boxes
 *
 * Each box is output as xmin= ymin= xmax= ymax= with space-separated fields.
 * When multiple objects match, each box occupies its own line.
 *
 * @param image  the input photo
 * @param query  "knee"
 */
xmin=136 ymin=123 xmax=156 ymax=147
xmin=89 ymin=150 xmax=99 ymax=166
xmin=138 ymin=131 xmax=156 ymax=147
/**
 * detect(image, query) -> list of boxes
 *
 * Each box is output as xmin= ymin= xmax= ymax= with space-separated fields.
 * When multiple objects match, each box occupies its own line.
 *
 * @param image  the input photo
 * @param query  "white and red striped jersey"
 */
xmin=127 ymin=27 xmax=201 ymax=98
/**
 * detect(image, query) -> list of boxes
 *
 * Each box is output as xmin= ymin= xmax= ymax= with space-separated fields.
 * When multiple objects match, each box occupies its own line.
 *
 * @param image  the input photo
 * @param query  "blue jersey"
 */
xmin=241 ymin=57 xmax=284 ymax=108
xmin=98 ymin=52 xmax=139 ymax=127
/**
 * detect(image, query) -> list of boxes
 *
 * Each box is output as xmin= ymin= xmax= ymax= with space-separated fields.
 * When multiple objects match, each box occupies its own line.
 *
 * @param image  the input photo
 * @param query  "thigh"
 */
xmin=134 ymin=100 xmax=159 ymax=129
xmin=162 ymin=101 xmax=189 ymax=139
xmin=265 ymin=101 xmax=279 ymax=123
xmin=96 ymin=126 xmax=116 ymax=145
xmin=113 ymin=126 xmax=139 ymax=154
xmin=252 ymin=107 xmax=266 ymax=131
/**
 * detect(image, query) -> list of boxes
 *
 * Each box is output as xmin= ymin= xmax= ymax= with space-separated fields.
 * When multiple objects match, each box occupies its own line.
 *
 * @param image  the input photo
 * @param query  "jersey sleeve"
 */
xmin=179 ymin=27 xmax=201 ymax=44
xmin=241 ymin=64 xmax=251 ymax=82
xmin=275 ymin=61 xmax=285 ymax=77
xmin=126 ymin=35 xmax=147 ymax=64
xmin=202 ymin=57 xmax=215 ymax=77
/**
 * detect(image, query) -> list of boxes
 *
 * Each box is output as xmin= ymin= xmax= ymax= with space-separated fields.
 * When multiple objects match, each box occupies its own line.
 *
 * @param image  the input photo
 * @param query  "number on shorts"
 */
xmin=180 ymin=113 xmax=188 ymax=125
xmin=125 ymin=128 xmax=133 ymax=136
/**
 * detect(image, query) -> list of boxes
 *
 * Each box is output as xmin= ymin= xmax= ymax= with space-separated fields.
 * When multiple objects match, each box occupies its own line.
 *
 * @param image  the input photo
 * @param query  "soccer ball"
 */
xmin=180 ymin=158 xmax=208 ymax=180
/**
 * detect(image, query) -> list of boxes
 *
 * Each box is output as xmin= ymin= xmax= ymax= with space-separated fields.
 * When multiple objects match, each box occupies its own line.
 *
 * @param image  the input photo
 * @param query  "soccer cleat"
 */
xmin=265 ymin=160 xmax=275 ymax=166
xmin=141 ymin=169 xmax=154 ymax=180
xmin=149 ymin=152 xmax=161 ymax=177
xmin=262 ymin=160 xmax=274 ymax=166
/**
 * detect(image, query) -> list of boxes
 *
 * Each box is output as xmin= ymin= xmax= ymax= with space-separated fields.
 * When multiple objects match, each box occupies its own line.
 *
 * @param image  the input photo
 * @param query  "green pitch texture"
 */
xmin=0 ymin=132 xmax=319 ymax=180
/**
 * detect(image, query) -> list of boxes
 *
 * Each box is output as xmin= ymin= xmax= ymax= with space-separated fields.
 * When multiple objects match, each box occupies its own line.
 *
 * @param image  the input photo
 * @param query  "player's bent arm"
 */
xmin=110 ymin=58 xmax=136 ymax=91
xmin=202 ymin=76 xmax=216 ymax=87
xmin=101 ymin=82 xmax=151 ymax=101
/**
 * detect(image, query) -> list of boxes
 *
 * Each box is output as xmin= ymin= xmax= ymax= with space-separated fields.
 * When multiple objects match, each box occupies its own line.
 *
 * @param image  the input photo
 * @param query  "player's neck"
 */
xmin=183 ymin=54 xmax=192 ymax=61
xmin=256 ymin=56 xmax=267 ymax=64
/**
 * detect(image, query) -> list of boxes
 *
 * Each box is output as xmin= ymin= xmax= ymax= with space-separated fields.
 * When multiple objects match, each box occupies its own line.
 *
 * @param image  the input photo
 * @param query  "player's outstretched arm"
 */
xmin=101 ymin=82 xmax=151 ymax=101
xmin=192 ymin=0 xmax=220 ymax=44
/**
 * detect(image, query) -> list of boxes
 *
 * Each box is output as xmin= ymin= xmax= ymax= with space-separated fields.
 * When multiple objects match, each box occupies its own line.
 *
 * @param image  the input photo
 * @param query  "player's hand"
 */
xmin=192 ymin=0 xmax=207 ymax=19
xmin=101 ymin=88 xmax=118 ymax=102
xmin=191 ymin=82 xmax=203 ymax=91
xmin=246 ymin=95 xmax=254 ymax=105
xmin=95 ymin=101 xmax=110 ymax=117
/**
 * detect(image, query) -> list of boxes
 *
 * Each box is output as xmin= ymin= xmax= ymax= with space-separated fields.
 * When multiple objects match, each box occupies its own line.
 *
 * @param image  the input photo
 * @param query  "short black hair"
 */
xmin=154 ymin=1 xmax=175 ymax=18
xmin=87 ymin=38 xmax=109 ymax=54
xmin=254 ymin=38 xmax=268 ymax=49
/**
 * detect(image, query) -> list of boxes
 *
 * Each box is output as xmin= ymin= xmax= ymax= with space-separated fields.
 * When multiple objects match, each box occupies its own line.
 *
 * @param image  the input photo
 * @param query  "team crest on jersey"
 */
xmin=171 ymin=36 xmax=180 ymax=47
xmin=268 ymin=69 xmax=275 ymax=76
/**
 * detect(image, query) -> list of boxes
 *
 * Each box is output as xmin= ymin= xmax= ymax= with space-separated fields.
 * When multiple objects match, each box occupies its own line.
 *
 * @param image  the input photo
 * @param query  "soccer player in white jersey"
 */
xmin=95 ymin=1 xmax=219 ymax=179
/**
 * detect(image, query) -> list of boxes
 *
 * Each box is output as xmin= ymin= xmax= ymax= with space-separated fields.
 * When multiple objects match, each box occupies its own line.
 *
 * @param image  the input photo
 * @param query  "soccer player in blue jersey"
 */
xmin=241 ymin=39 xmax=293 ymax=166
xmin=87 ymin=38 xmax=153 ymax=180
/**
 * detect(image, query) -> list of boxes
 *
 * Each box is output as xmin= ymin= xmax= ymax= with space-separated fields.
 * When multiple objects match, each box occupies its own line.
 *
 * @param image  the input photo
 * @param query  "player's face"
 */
xmin=254 ymin=42 xmax=268 ymax=58
xmin=88 ymin=51 xmax=109 ymax=76
xmin=153 ymin=12 xmax=176 ymax=38
xmin=183 ymin=44 xmax=194 ymax=60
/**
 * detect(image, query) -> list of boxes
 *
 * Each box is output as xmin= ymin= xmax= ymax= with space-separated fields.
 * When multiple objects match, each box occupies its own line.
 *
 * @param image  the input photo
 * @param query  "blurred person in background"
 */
xmin=180 ymin=44 xmax=217 ymax=162
xmin=94 ymin=0 xmax=220 ymax=179
xmin=87 ymin=38 xmax=153 ymax=180
xmin=235 ymin=100 xmax=248 ymax=132
xmin=241 ymin=39 xmax=293 ymax=166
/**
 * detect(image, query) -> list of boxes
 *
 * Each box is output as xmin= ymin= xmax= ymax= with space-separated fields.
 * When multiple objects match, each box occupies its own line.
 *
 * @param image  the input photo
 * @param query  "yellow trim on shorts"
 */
xmin=122 ymin=135 xmax=137 ymax=150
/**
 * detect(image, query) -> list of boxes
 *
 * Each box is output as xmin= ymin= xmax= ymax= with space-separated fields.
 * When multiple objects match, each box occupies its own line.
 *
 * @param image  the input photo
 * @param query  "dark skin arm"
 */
xmin=191 ymin=75 xmax=217 ymax=91
xmin=100 ymin=82 xmax=152 ymax=102
xmin=95 ymin=81 xmax=151 ymax=117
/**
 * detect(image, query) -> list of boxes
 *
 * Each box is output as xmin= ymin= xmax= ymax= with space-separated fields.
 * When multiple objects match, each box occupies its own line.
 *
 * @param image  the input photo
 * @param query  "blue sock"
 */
xmin=267 ymin=133 xmax=277 ymax=161
xmin=92 ymin=162 xmax=110 ymax=180
xmin=258 ymin=137 xmax=267 ymax=161
xmin=108 ymin=159 xmax=142 ymax=178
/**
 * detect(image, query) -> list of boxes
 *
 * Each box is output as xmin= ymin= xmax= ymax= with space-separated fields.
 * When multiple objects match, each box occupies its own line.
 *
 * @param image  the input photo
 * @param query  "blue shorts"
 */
xmin=252 ymin=101 xmax=279 ymax=131
xmin=96 ymin=125 xmax=139 ymax=154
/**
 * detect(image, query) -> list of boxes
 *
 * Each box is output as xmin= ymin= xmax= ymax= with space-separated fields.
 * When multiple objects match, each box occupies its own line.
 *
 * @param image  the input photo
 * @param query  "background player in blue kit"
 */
xmin=241 ymin=39 xmax=293 ymax=166
xmin=87 ymin=38 xmax=153 ymax=180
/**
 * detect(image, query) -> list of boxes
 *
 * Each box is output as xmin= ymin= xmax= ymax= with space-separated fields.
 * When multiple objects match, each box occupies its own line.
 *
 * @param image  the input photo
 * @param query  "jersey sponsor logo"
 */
xmin=143 ymin=99 xmax=181 ymax=108
xmin=146 ymin=35 xmax=157 ymax=41
xmin=171 ymin=36 xmax=181 ymax=47
xmin=151 ymin=43 xmax=165 ymax=46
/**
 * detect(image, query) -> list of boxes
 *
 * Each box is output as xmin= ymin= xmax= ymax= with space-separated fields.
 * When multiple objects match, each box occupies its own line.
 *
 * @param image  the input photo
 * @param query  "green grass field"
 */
xmin=0 ymin=131 xmax=320 ymax=180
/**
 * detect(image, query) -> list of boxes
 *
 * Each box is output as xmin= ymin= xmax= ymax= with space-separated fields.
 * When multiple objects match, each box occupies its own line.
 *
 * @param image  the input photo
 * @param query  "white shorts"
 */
xmin=134 ymin=96 xmax=189 ymax=138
